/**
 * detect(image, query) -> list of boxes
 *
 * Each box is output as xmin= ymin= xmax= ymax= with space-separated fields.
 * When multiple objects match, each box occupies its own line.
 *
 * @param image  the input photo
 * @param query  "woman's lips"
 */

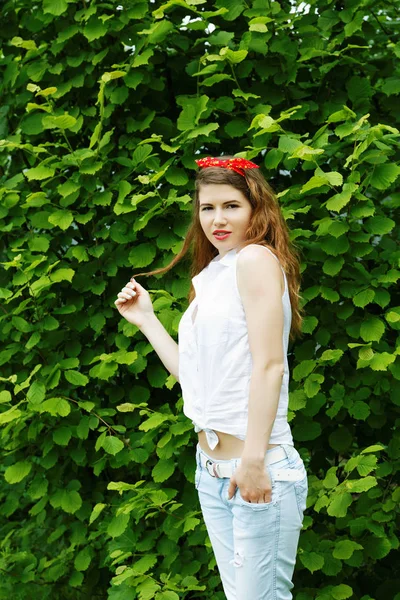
xmin=213 ymin=232 xmax=231 ymax=240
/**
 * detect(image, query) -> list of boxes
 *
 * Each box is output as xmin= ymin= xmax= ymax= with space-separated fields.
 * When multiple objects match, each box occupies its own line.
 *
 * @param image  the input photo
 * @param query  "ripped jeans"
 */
xmin=195 ymin=443 xmax=308 ymax=600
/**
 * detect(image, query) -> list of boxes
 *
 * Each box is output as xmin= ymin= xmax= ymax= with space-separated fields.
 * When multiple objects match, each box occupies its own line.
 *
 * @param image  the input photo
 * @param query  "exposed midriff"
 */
xmin=198 ymin=429 xmax=280 ymax=460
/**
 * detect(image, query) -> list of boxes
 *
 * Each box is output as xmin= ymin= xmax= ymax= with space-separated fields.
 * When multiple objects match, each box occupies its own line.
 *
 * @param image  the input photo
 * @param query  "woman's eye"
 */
xmin=201 ymin=205 xmax=237 ymax=211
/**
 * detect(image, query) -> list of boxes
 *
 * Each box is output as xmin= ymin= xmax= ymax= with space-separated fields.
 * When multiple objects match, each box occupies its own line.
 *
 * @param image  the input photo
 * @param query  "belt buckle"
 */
xmin=206 ymin=459 xmax=220 ymax=478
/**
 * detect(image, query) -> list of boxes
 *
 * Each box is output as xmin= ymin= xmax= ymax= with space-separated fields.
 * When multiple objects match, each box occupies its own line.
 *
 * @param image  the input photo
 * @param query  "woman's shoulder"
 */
xmin=236 ymin=244 xmax=286 ymax=296
xmin=237 ymin=243 xmax=280 ymax=264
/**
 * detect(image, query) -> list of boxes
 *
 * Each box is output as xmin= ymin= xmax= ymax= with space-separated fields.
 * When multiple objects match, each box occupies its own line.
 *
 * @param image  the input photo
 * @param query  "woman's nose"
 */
xmin=213 ymin=211 xmax=227 ymax=225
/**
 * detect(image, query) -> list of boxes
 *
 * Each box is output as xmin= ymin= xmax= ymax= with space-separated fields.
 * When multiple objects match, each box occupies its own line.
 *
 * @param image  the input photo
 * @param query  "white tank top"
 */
xmin=178 ymin=244 xmax=294 ymax=450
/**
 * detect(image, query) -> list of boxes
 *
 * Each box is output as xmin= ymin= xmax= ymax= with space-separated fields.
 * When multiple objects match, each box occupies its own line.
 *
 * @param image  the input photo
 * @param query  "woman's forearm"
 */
xmin=241 ymin=365 xmax=284 ymax=462
xmin=139 ymin=313 xmax=180 ymax=382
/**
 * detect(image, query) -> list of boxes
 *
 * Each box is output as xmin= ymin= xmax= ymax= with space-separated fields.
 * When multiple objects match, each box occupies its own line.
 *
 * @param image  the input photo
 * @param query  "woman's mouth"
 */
xmin=213 ymin=232 xmax=231 ymax=240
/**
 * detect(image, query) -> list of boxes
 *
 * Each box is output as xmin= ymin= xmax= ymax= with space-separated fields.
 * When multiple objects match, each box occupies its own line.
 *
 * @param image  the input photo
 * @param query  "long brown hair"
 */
xmin=132 ymin=158 xmax=305 ymax=343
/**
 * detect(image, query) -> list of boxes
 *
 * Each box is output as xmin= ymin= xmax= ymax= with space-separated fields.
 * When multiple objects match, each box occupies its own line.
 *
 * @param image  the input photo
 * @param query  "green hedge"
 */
xmin=0 ymin=0 xmax=399 ymax=599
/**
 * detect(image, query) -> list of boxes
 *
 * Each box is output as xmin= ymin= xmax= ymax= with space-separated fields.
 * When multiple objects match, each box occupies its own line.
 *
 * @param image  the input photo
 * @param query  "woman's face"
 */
xmin=198 ymin=184 xmax=253 ymax=255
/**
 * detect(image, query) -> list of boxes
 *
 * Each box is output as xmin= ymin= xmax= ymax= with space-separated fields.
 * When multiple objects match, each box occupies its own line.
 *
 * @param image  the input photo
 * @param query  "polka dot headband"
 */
xmin=195 ymin=156 xmax=260 ymax=177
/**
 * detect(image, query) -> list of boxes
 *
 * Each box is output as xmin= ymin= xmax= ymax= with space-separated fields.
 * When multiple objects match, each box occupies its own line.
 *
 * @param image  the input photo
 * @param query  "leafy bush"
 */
xmin=0 ymin=0 xmax=399 ymax=599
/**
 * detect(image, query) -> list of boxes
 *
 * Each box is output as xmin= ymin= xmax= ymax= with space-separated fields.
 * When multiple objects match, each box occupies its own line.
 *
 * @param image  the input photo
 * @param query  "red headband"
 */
xmin=195 ymin=156 xmax=259 ymax=177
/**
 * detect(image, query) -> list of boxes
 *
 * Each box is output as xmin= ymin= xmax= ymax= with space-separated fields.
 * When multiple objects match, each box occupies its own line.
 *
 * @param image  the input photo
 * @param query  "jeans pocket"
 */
xmin=195 ymin=466 xmax=202 ymax=490
xmin=233 ymin=466 xmax=279 ymax=510
xmin=294 ymin=473 xmax=308 ymax=521
xmin=235 ymin=488 xmax=275 ymax=509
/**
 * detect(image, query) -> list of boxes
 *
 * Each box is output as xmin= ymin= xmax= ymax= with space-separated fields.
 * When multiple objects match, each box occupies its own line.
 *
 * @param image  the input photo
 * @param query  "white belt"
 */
xmin=199 ymin=446 xmax=304 ymax=481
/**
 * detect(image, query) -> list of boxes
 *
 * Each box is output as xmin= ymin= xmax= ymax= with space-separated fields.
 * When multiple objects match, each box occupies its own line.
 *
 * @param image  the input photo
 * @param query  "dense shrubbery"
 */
xmin=0 ymin=0 xmax=399 ymax=598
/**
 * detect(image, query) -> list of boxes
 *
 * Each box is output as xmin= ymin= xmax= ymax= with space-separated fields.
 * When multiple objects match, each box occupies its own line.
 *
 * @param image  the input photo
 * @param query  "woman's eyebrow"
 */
xmin=199 ymin=200 xmax=241 ymax=206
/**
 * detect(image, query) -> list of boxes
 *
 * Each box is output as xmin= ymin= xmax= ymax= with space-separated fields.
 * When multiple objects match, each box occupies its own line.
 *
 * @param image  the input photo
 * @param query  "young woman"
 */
xmin=115 ymin=156 xmax=308 ymax=600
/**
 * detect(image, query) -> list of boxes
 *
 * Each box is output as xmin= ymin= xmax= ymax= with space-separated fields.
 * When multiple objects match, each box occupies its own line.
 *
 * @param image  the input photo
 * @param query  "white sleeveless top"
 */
xmin=178 ymin=244 xmax=294 ymax=450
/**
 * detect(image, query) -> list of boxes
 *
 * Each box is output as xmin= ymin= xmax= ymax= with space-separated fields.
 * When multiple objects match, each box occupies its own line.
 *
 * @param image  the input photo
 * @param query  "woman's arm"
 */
xmin=139 ymin=314 xmax=180 ymax=383
xmin=228 ymin=245 xmax=285 ymax=503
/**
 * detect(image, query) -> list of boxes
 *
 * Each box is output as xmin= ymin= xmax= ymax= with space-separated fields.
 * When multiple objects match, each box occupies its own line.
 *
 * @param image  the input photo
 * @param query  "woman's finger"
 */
xmin=117 ymin=291 xmax=134 ymax=301
xmin=122 ymin=287 xmax=136 ymax=297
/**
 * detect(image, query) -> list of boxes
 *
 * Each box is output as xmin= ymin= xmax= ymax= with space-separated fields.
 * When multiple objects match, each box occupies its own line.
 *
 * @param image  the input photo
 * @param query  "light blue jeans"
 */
xmin=195 ymin=443 xmax=308 ymax=600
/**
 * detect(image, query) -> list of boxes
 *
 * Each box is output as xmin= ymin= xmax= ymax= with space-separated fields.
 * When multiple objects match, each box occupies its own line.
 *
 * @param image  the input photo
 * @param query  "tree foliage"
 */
xmin=0 ymin=0 xmax=399 ymax=598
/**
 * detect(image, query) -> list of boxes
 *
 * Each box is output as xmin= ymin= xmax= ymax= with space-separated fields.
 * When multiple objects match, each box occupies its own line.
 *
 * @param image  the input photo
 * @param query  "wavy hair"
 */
xmin=132 ymin=158 xmax=305 ymax=343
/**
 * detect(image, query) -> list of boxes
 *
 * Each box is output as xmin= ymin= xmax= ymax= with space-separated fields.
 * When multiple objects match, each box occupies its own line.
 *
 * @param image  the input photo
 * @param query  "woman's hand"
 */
xmin=114 ymin=277 xmax=155 ymax=329
xmin=228 ymin=459 xmax=272 ymax=504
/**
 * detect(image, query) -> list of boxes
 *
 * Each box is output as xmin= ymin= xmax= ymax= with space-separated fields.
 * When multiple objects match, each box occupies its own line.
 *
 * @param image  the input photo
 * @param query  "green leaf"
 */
xmin=202 ymin=72 xmax=233 ymax=85
xmin=155 ymin=592 xmax=180 ymax=600
xmin=83 ymin=17 xmax=108 ymax=42
xmin=288 ymin=390 xmax=307 ymax=411
xmin=299 ymin=551 xmax=324 ymax=573
xmin=381 ymin=76 xmax=400 ymax=96
xmin=292 ymin=359 xmax=316 ymax=380
xmin=333 ymin=540 xmax=363 ymax=560
xmin=108 ymin=481 xmax=138 ymax=493
xmin=53 ymin=426 xmax=72 ymax=446
xmin=25 ymin=165 xmax=55 ymax=181
xmin=48 ymin=210 xmax=74 ymax=230
xmin=132 ymin=554 xmax=157 ymax=574
xmin=138 ymin=19 xmax=174 ymax=44
xmin=301 ymin=175 xmax=329 ymax=194
xmin=76 ymin=416 xmax=90 ymax=440
xmin=74 ymin=547 xmax=92 ymax=572
xmin=249 ymin=16 xmax=272 ymax=33
xmin=147 ymin=364 xmax=168 ymax=388
xmin=107 ymin=513 xmax=130 ymax=538
xmin=365 ymin=536 xmax=392 ymax=559
xmin=139 ymin=413 xmax=171 ymax=431
xmin=65 ymin=370 xmax=89 ymax=386
xmin=326 ymin=191 xmax=355 ymax=212
xmin=61 ymin=490 xmax=82 ymax=514
xmin=322 ymin=467 xmax=339 ymax=489
xmin=224 ymin=119 xmax=248 ymax=138
xmin=165 ymin=167 xmax=189 ymax=186
xmin=4 ymin=461 xmax=32 ymax=484
xmin=264 ymin=148 xmax=283 ymax=169
xmin=360 ymin=317 xmax=385 ymax=342
xmin=186 ymin=123 xmax=219 ymax=139
xmin=57 ymin=180 xmax=80 ymax=198
xmin=152 ymin=459 xmax=175 ymax=482
xmin=116 ymin=402 xmax=147 ymax=412
xmin=69 ymin=571 xmax=84 ymax=587
xmin=43 ymin=114 xmax=77 ymax=130
xmin=301 ymin=316 xmax=319 ymax=334
xmin=292 ymin=421 xmax=321 ymax=441
xmin=220 ymin=47 xmax=248 ymax=63
xmin=0 ymin=405 xmax=22 ymax=425
xmin=346 ymin=476 xmax=377 ymax=493
xmin=361 ymin=444 xmax=385 ymax=454
xmin=26 ymin=381 xmax=46 ymax=404
xmin=0 ymin=391 xmax=11 ymax=404
xmin=89 ymin=361 xmax=118 ymax=380
xmin=215 ymin=0 xmax=245 ymax=21
xmin=327 ymin=491 xmax=353 ymax=517
xmin=132 ymin=144 xmax=153 ymax=166
xmin=39 ymin=397 xmax=71 ymax=417
xmin=352 ymin=289 xmax=375 ymax=309
xmin=43 ymin=0 xmax=68 ymax=15
xmin=183 ymin=516 xmax=200 ymax=533
xmin=102 ymin=436 xmax=124 ymax=455
xmin=369 ymin=164 xmax=400 ymax=190
xmin=89 ymin=503 xmax=107 ymax=525
xmin=354 ymin=455 xmax=378 ymax=477
xmin=349 ymin=400 xmax=370 ymax=420
xmin=364 ymin=215 xmax=395 ymax=235
xmin=129 ymin=242 xmax=156 ymax=268
xmin=331 ymin=584 xmax=354 ymax=600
